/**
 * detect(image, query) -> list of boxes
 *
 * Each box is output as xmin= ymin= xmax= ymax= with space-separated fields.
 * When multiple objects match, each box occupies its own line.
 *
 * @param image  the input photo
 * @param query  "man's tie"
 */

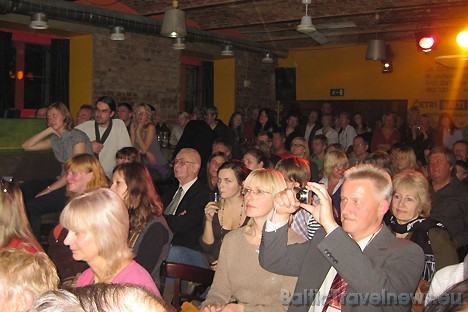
xmin=164 ymin=187 xmax=183 ymax=215
xmin=322 ymin=272 xmax=348 ymax=311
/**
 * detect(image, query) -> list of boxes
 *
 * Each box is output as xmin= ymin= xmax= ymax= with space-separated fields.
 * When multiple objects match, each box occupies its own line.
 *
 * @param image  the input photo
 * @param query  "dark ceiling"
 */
xmin=114 ymin=0 xmax=468 ymax=50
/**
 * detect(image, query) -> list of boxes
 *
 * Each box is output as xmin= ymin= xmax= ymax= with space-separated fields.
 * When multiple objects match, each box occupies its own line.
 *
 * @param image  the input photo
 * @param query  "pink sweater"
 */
xmin=76 ymin=260 xmax=161 ymax=297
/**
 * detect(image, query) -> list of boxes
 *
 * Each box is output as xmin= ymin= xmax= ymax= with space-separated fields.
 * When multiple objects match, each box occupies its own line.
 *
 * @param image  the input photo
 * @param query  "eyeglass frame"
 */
xmin=241 ymin=187 xmax=272 ymax=196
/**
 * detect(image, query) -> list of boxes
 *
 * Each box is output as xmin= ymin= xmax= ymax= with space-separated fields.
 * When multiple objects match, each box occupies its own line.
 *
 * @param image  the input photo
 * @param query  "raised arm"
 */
xmin=22 ymin=127 xmax=55 ymax=151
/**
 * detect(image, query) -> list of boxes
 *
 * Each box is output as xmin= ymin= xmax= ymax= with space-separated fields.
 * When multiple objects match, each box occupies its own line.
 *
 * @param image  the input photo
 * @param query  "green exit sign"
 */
xmin=330 ymin=89 xmax=344 ymax=96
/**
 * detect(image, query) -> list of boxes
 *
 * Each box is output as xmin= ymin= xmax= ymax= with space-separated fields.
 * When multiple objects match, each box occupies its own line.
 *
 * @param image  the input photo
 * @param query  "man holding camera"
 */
xmin=259 ymin=164 xmax=424 ymax=311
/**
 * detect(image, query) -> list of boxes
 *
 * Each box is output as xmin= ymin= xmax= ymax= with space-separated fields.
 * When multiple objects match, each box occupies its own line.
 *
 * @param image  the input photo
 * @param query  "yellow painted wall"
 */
xmin=69 ymin=35 xmax=93 ymax=118
xmin=214 ymin=58 xmax=235 ymax=123
xmin=279 ymin=32 xmax=468 ymax=127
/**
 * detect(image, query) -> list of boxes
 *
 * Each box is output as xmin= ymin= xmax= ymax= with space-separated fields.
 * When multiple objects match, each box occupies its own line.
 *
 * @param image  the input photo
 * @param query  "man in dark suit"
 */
xmin=259 ymin=164 xmax=425 ymax=311
xmin=299 ymin=109 xmax=322 ymax=148
xmin=163 ymin=148 xmax=210 ymax=268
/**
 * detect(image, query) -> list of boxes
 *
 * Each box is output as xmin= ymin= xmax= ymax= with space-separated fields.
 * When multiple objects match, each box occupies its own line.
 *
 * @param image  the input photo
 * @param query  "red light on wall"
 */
xmin=418 ymin=36 xmax=436 ymax=52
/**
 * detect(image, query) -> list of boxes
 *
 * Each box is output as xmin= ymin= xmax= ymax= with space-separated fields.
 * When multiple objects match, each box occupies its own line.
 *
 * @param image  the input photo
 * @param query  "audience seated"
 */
xmin=243 ymin=148 xmax=269 ymax=171
xmin=309 ymin=134 xmax=328 ymax=175
xmin=394 ymin=145 xmax=419 ymax=174
xmin=201 ymin=169 xmax=301 ymax=311
xmin=300 ymin=110 xmax=321 ymax=148
xmin=31 ymin=284 xmax=173 ymax=312
xmin=434 ymin=113 xmax=463 ymax=149
xmin=115 ymin=146 xmax=142 ymax=165
xmin=169 ymin=111 xmax=190 ymax=147
xmin=275 ymin=157 xmax=319 ymax=241
xmin=211 ymin=138 xmax=233 ymax=160
xmin=408 ymin=113 xmax=434 ymax=166
xmin=130 ymin=103 xmax=170 ymax=182
xmin=116 ymin=102 xmax=133 ymax=132
xmin=254 ymin=108 xmax=276 ymax=136
xmin=110 ymin=162 xmax=173 ymax=288
xmin=22 ymin=102 xmax=93 ymax=240
xmin=371 ymin=112 xmax=401 ymax=152
xmin=1 ymin=179 xmax=43 ymax=253
xmin=201 ymin=160 xmax=249 ymax=269
xmin=320 ymin=149 xmax=349 ymax=219
xmin=243 ymin=106 xmax=259 ymax=145
xmin=261 ymin=164 xmax=425 ymax=311
xmin=284 ymin=113 xmax=301 ymax=150
xmin=352 ymin=112 xmax=372 ymax=143
xmin=290 ymin=136 xmax=319 ymax=181
xmin=388 ymin=170 xmax=459 ymax=307
xmin=337 ymin=111 xmax=357 ymax=152
xmin=315 ymin=114 xmax=338 ymax=145
xmin=206 ymin=152 xmax=228 ymax=192
xmin=0 ymin=248 xmax=59 ymax=312
xmin=455 ymin=160 xmax=468 ymax=183
xmin=452 ymin=140 xmax=468 ymax=162
xmin=47 ymin=154 xmax=108 ymax=284
xmin=163 ymin=148 xmax=210 ymax=268
xmin=428 ymin=146 xmax=468 ymax=259
xmin=60 ymin=188 xmax=161 ymax=297
xmin=75 ymin=104 xmax=94 ymax=126
xmin=207 ymin=106 xmax=229 ymax=141
xmin=75 ymin=96 xmax=132 ymax=178
xmin=348 ymin=135 xmax=369 ymax=167
xmin=362 ymin=150 xmax=394 ymax=177
xmin=226 ymin=111 xmax=245 ymax=160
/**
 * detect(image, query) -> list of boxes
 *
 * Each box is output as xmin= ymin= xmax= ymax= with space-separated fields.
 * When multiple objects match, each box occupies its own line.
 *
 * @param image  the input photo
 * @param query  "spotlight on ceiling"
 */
xmin=417 ymin=35 xmax=436 ymax=52
xmin=262 ymin=52 xmax=273 ymax=64
xmin=221 ymin=45 xmax=234 ymax=56
xmin=29 ymin=12 xmax=48 ymax=30
xmin=110 ymin=26 xmax=125 ymax=41
xmin=172 ymin=37 xmax=186 ymax=50
xmin=161 ymin=0 xmax=187 ymax=38
xmin=456 ymin=31 xmax=468 ymax=48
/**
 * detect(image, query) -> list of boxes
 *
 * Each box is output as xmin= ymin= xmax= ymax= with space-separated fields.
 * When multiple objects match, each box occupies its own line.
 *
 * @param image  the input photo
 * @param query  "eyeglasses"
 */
xmin=173 ymin=159 xmax=196 ymax=166
xmin=241 ymin=187 xmax=271 ymax=196
xmin=291 ymin=144 xmax=305 ymax=148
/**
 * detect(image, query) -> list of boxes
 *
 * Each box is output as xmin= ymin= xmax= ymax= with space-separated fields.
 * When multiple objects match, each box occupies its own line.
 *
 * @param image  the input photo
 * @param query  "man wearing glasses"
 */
xmin=163 ymin=148 xmax=210 ymax=267
xmin=76 ymin=96 xmax=131 ymax=177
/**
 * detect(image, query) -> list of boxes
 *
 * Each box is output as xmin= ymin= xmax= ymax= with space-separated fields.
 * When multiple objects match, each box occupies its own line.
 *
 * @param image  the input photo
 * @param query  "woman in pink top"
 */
xmin=60 ymin=188 xmax=160 ymax=297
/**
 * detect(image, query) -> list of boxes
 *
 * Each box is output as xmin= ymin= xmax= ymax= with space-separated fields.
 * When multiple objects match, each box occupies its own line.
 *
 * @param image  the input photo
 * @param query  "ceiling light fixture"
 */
xmin=221 ymin=45 xmax=234 ymax=56
xmin=161 ymin=0 xmax=187 ymax=38
xmin=262 ymin=52 xmax=273 ymax=63
xmin=29 ymin=12 xmax=48 ymax=30
xmin=297 ymin=0 xmax=316 ymax=34
xmin=172 ymin=37 xmax=186 ymax=50
xmin=366 ymin=39 xmax=386 ymax=60
xmin=365 ymin=12 xmax=386 ymax=61
xmin=110 ymin=26 xmax=125 ymax=40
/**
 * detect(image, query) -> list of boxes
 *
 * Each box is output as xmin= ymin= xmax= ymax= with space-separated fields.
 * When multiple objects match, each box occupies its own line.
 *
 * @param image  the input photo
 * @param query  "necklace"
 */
xmin=219 ymin=198 xmax=244 ymax=231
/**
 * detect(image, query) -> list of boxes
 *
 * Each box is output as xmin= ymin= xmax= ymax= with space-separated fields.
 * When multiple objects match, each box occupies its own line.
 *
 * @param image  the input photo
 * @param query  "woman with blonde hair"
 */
xmin=130 ymin=104 xmax=169 ymax=181
xmin=320 ymin=149 xmax=348 ymax=219
xmin=110 ymin=162 xmax=172 ymax=287
xmin=394 ymin=145 xmax=418 ymax=174
xmin=22 ymin=102 xmax=93 ymax=239
xmin=61 ymin=188 xmax=160 ymax=297
xmin=388 ymin=170 xmax=458 ymax=282
xmin=48 ymin=154 xmax=108 ymax=284
xmin=0 ymin=180 xmax=43 ymax=253
xmin=202 ymin=169 xmax=301 ymax=311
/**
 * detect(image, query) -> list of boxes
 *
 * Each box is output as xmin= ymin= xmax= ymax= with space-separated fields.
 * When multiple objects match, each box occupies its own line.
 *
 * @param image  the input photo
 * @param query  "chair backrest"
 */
xmin=162 ymin=261 xmax=215 ymax=310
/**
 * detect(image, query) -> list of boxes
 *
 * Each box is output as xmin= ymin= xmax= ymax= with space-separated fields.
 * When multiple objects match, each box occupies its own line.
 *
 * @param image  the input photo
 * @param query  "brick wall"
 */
xmin=92 ymin=30 xmax=180 ymax=123
xmin=92 ymin=30 xmax=276 ymax=123
xmin=235 ymin=50 xmax=276 ymax=116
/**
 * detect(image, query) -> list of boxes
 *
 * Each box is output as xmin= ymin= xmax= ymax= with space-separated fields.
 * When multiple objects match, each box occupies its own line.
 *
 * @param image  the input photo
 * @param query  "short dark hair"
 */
xmin=95 ymin=96 xmax=116 ymax=113
xmin=218 ymin=160 xmax=249 ymax=185
xmin=272 ymin=127 xmax=286 ymax=139
xmin=313 ymin=134 xmax=328 ymax=146
xmin=118 ymin=102 xmax=133 ymax=113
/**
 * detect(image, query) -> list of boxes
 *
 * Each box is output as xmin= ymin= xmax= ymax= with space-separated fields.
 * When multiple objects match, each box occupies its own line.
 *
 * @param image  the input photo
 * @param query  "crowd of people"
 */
xmin=1 ymin=98 xmax=468 ymax=311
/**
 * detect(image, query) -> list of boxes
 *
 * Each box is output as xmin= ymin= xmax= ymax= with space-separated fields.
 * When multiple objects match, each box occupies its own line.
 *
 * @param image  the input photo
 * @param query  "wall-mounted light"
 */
xmin=29 ymin=12 xmax=48 ymax=30
xmin=221 ymin=45 xmax=234 ymax=56
xmin=110 ymin=26 xmax=125 ymax=40
xmin=172 ymin=37 xmax=186 ymax=50
xmin=417 ymin=34 xmax=436 ymax=52
xmin=262 ymin=52 xmax=273 ymax=64
xmin=381 ymin=44 xmax=393 ymax=73
xmin=161 ymin=0 xmax=187 ymax=38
